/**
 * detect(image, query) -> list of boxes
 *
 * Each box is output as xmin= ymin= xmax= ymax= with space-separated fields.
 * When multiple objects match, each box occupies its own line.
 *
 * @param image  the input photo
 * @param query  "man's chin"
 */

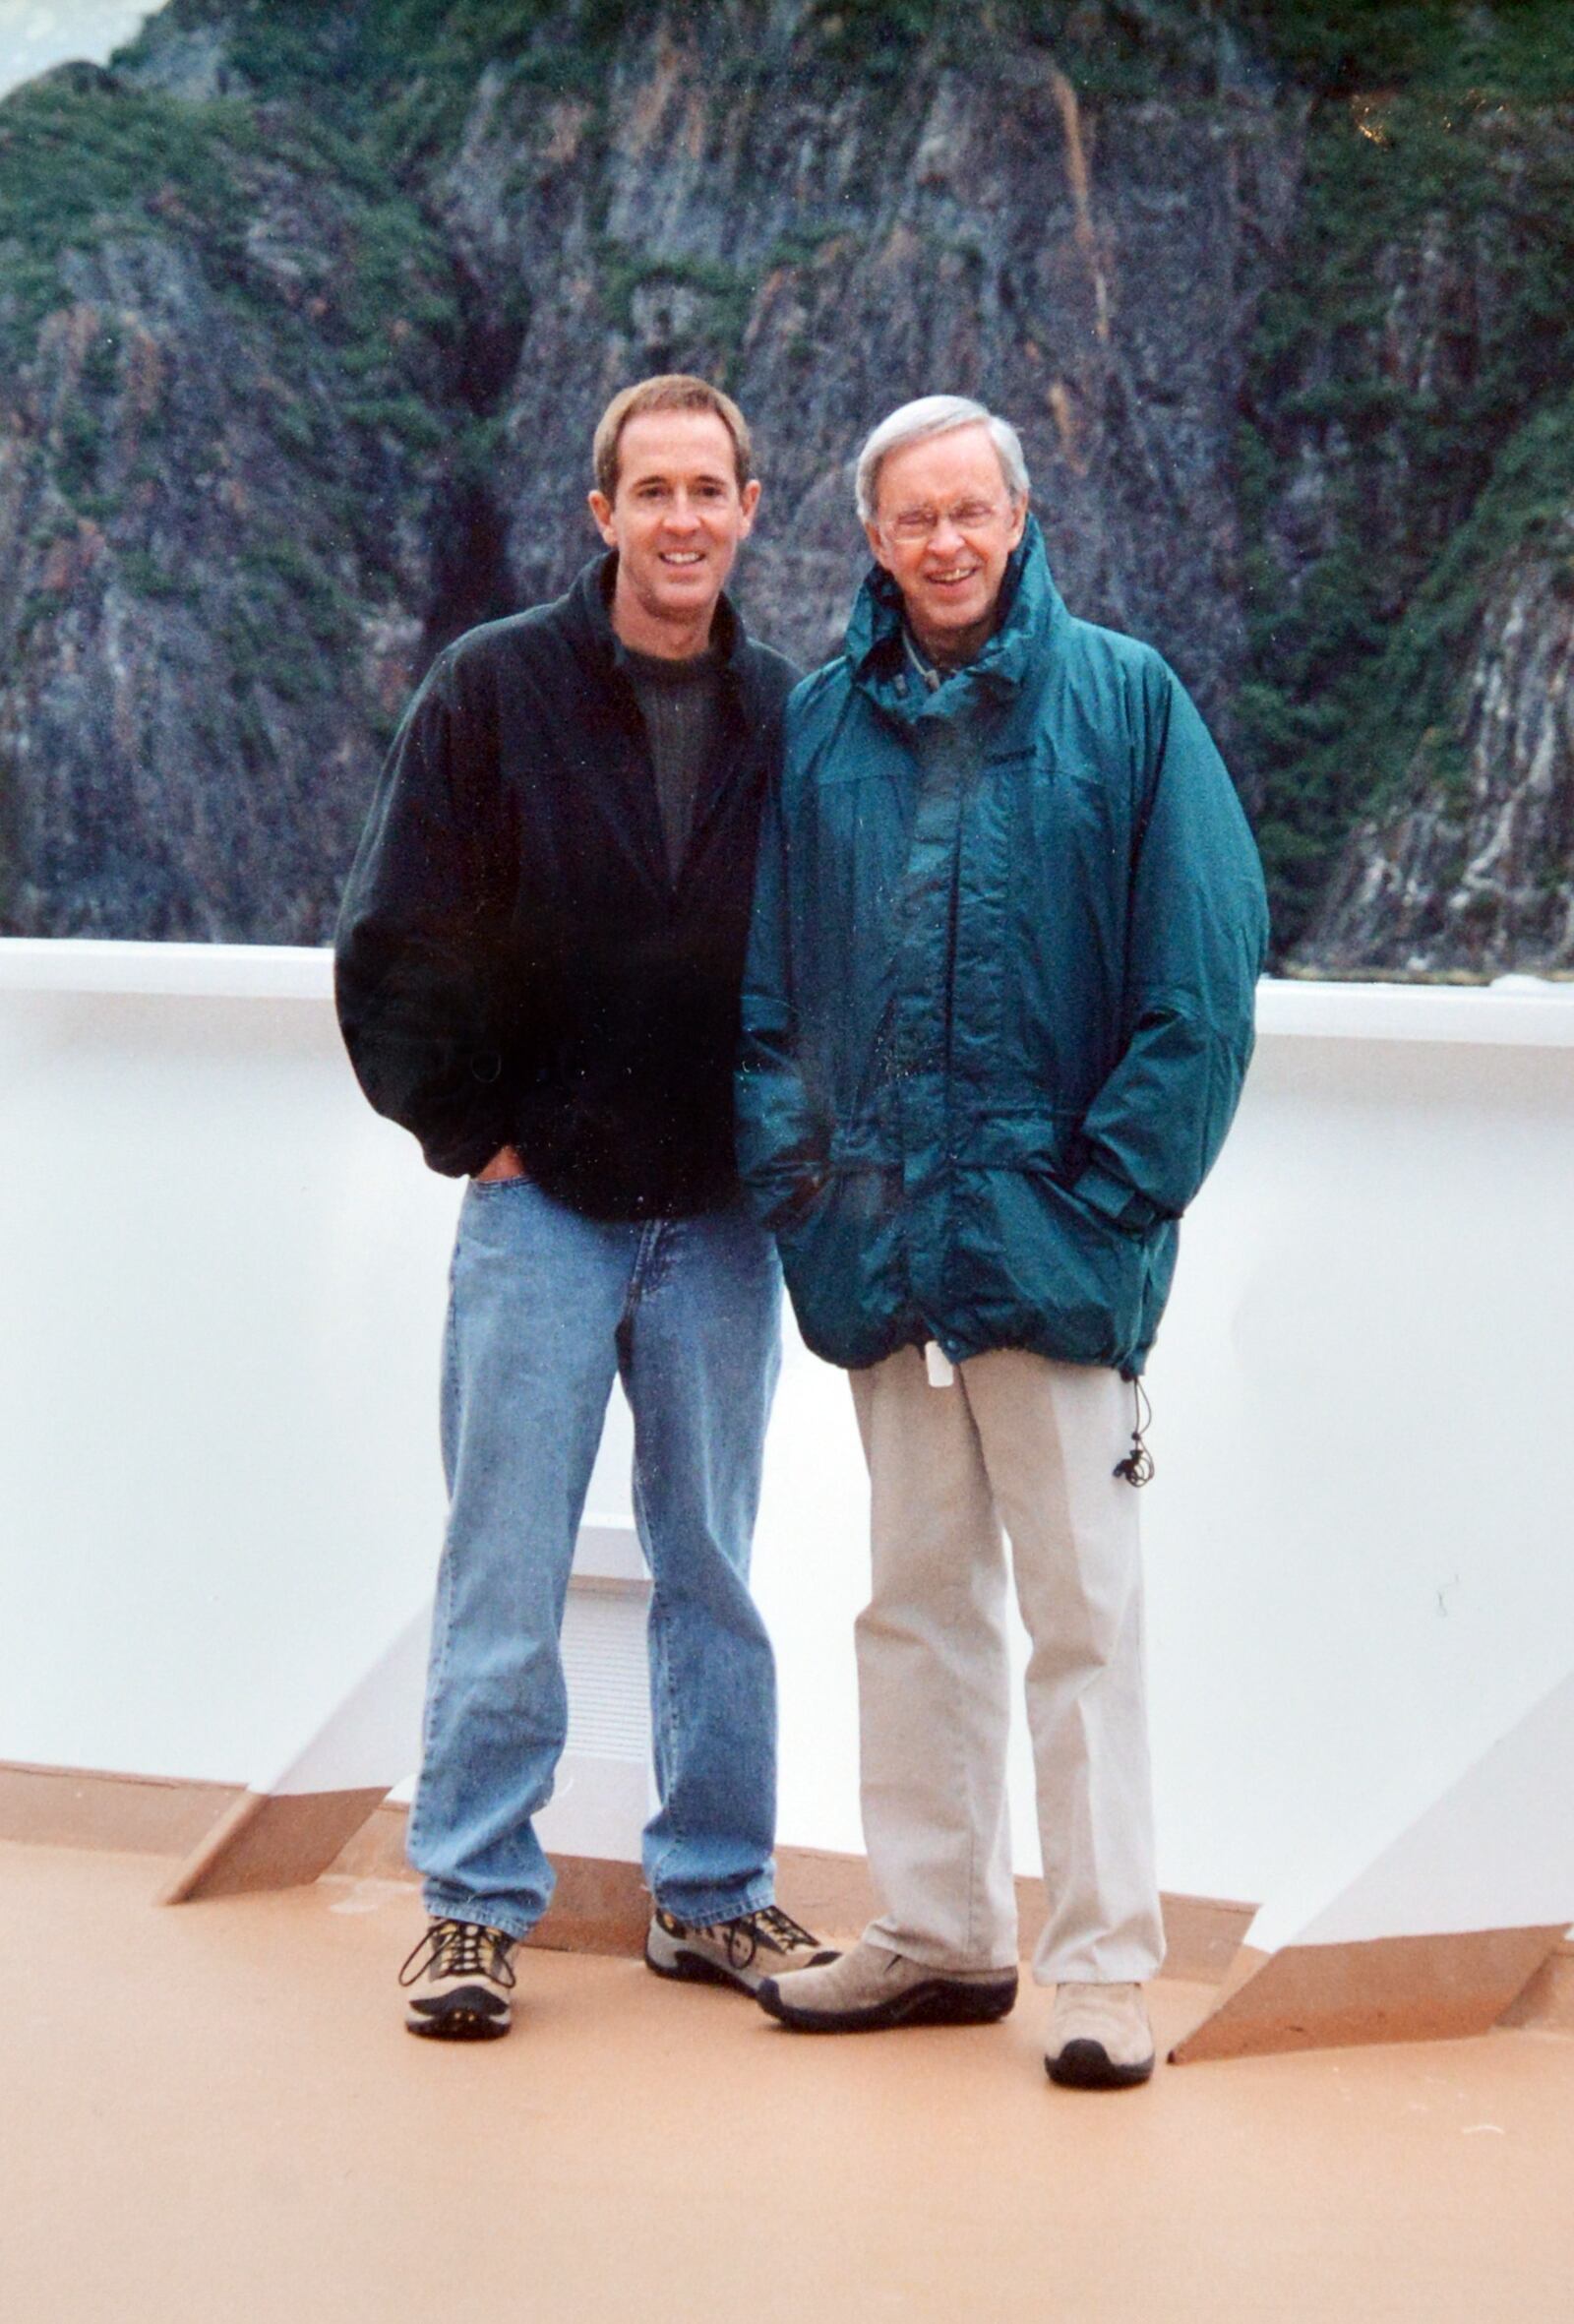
xmin=920 ymin=593 xmax=990 ymax=633
xmin=650 ymin=572 xmax=721 ymax=609
xmin=919 ymin=612 xmax=991 ymax=650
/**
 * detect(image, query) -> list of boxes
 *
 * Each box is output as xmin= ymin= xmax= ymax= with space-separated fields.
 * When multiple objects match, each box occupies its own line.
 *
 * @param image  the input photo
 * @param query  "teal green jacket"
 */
xmin=736 ymin=519 xmax=1268 ymax=1376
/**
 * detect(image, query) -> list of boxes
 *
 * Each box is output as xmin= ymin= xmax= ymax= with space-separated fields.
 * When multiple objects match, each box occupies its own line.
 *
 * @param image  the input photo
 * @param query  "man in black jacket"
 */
xmin=335 ymin=376 xmax=828 ymax=2040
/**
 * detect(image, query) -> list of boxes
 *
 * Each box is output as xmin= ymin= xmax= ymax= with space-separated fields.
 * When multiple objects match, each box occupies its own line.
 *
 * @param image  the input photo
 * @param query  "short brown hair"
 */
xmin=592 ymin=374 xmax=754 ymax=501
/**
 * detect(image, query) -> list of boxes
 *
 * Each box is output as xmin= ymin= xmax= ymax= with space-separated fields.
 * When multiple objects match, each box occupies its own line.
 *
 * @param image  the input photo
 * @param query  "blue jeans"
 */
xmin=407 ymin=1179 xmax=783 ymax=1940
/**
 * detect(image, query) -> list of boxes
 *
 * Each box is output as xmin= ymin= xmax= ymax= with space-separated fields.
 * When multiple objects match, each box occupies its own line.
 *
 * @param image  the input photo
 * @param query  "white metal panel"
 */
xmin=1250 ymin=1670 xmax=1574 ymax=1950
xmin=6 ymin=940 xmax=1574 ymax=1927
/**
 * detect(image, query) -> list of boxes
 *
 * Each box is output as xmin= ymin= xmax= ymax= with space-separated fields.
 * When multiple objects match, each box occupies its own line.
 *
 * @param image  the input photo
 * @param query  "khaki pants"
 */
xmin=849 ymin=1346 xmax=1165 ymax=1985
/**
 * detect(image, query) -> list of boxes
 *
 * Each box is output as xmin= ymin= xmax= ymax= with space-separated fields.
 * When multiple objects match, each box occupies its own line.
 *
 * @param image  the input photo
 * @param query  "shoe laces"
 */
xmin=658 ymin=1903 xmax=823 ymax=1968
xmin=745 ymin=1904 xmax=821 ymax=1956
xmin=398 ymin=1918 xmax=516 ymax=1988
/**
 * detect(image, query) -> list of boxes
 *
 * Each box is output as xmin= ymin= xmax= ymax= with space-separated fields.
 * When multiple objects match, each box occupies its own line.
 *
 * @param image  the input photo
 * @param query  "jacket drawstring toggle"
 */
xmin=1113 ymin=1378 xmax=1154 ymax=1487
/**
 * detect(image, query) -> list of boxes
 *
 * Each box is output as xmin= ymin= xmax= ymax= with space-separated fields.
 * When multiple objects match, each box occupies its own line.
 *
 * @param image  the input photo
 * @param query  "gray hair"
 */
xmin=855 ymin=395 xmax=1030 ymax=525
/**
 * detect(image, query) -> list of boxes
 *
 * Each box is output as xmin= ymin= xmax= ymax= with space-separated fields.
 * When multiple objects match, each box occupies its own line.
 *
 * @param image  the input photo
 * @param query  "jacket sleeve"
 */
xmin=1072 ymin=665 xmax=1269 ymax=1232
xmin=333 ymin=650 xmax=512 ymax=1178
xmin=735 ymin=759 xmax=827 ymax=1232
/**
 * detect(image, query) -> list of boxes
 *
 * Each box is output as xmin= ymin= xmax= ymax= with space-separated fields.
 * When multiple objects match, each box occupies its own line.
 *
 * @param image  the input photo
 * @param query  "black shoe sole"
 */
xmin=405 ymin=1990 xmax=513 ymax=2041
xmin=757 ymin=1972 xmax=1018 ymax=2033
xmin=643 ymin=1939 xmax=757 ymax=1995
xmin=406 ymin=2013 xmax=512 ymax=2040
xmin=1046 ymin=2038 xmax=1154 ymax=2089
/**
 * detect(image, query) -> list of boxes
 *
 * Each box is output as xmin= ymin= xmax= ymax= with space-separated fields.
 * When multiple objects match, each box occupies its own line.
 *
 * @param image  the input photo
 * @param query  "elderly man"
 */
xmin=335 ymin=375 xmax=828 ymax=2040
xmin=737 ymin=395 xmax=1266 ymax=2088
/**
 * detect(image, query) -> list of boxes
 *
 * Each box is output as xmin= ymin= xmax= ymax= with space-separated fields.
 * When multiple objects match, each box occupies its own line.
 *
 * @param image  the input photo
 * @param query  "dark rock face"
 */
xmin=1296 ymin=524 xmax=1574 ymax=976
xmin=2 ymin=258 xmax=434 ymax=939
xmin=2 ymin=0 xmax=1571 ymax=969
xmin=439 ymin=33 xmax=1296 ymax=712
xmin=0 ymin=71 xmax=458 ymax=939
xmin=1232 ymin=73 xmax=1574 ymax=961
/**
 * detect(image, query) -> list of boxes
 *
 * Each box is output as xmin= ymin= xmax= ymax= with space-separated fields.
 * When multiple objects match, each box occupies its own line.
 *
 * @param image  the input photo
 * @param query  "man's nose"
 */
xmin=664 ymin=494 xmax=702 ymax=531
xmin=928 ymin=512 xmax=964 ymax=556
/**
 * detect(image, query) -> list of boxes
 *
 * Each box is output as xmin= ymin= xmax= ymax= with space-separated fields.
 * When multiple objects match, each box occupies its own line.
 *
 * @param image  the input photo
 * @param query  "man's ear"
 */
xmin=1005 ymin=496 xmax=1029 ymax=551
xmin=587 ymin=488 xmax=617 ymax=546
xmin=864 ymin=518 xmax=894 ymax=575
xmin=737 ymin=477 xmax=761 ymax=536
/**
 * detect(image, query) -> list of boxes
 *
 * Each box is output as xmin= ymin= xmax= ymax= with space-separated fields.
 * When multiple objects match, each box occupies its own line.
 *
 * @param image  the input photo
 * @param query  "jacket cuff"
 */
xmin=1073 ymin=1162 xmax=1163 ymax=1236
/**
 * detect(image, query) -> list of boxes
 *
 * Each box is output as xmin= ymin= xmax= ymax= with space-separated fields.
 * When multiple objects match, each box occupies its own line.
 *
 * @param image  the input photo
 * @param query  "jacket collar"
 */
xmin=559 ymin=551 xmax=760 ymax=887
xmin=844 ymin=515 xmax=1069 ymax=721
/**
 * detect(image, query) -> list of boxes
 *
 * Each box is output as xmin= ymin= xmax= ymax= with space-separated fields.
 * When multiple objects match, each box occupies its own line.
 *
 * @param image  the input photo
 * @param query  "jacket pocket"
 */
xmin=775 ymin=1161 xmax=907 ymax=1367
xmin=954 ymin=1160 xmax=1150 ymax=1367
xmin=952 ymin=1109 xmax=1082 ymax=1177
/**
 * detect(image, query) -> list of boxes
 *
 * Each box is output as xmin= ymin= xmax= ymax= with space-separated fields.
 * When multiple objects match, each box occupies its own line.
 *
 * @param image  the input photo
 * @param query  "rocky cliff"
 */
xmin=1 ymin=0 xmax=1570 ymax=967
xmin=1297 ymin=512 xmax=1574 ymax=975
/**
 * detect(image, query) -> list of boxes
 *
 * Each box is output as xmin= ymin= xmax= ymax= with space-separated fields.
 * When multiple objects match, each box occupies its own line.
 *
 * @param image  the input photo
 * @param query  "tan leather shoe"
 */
xmin=1045 ymin=1981 xmax=1155 ymax=2088
xmin=757 ymin=1937 xmax=1017 ymax=2032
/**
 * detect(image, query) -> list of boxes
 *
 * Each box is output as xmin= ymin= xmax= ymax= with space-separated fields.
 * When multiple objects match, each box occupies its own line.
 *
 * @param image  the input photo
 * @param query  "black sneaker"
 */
xmin=399 ymin=1918 xmax=517 ymax=2041
xmin=644 ymin=1903 xmax=838 ymax=1995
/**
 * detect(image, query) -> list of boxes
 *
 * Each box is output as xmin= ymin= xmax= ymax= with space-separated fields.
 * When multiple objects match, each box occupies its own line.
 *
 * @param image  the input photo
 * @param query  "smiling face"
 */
xmin=864 ymin=421 xmax=1027 ymax=668
xmin=588 ymin=408 xmax=759 ymax=658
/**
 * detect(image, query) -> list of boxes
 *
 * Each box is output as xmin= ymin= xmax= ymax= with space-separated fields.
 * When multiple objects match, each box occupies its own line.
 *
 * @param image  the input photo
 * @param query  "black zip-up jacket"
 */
xmin=334 ymin=554 xmax=798 ymax=1218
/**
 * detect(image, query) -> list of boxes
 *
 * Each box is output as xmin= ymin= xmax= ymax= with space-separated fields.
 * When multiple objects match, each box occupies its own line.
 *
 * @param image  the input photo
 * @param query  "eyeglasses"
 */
xmin=884 ymin=500 xmax=1011 ymax=544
